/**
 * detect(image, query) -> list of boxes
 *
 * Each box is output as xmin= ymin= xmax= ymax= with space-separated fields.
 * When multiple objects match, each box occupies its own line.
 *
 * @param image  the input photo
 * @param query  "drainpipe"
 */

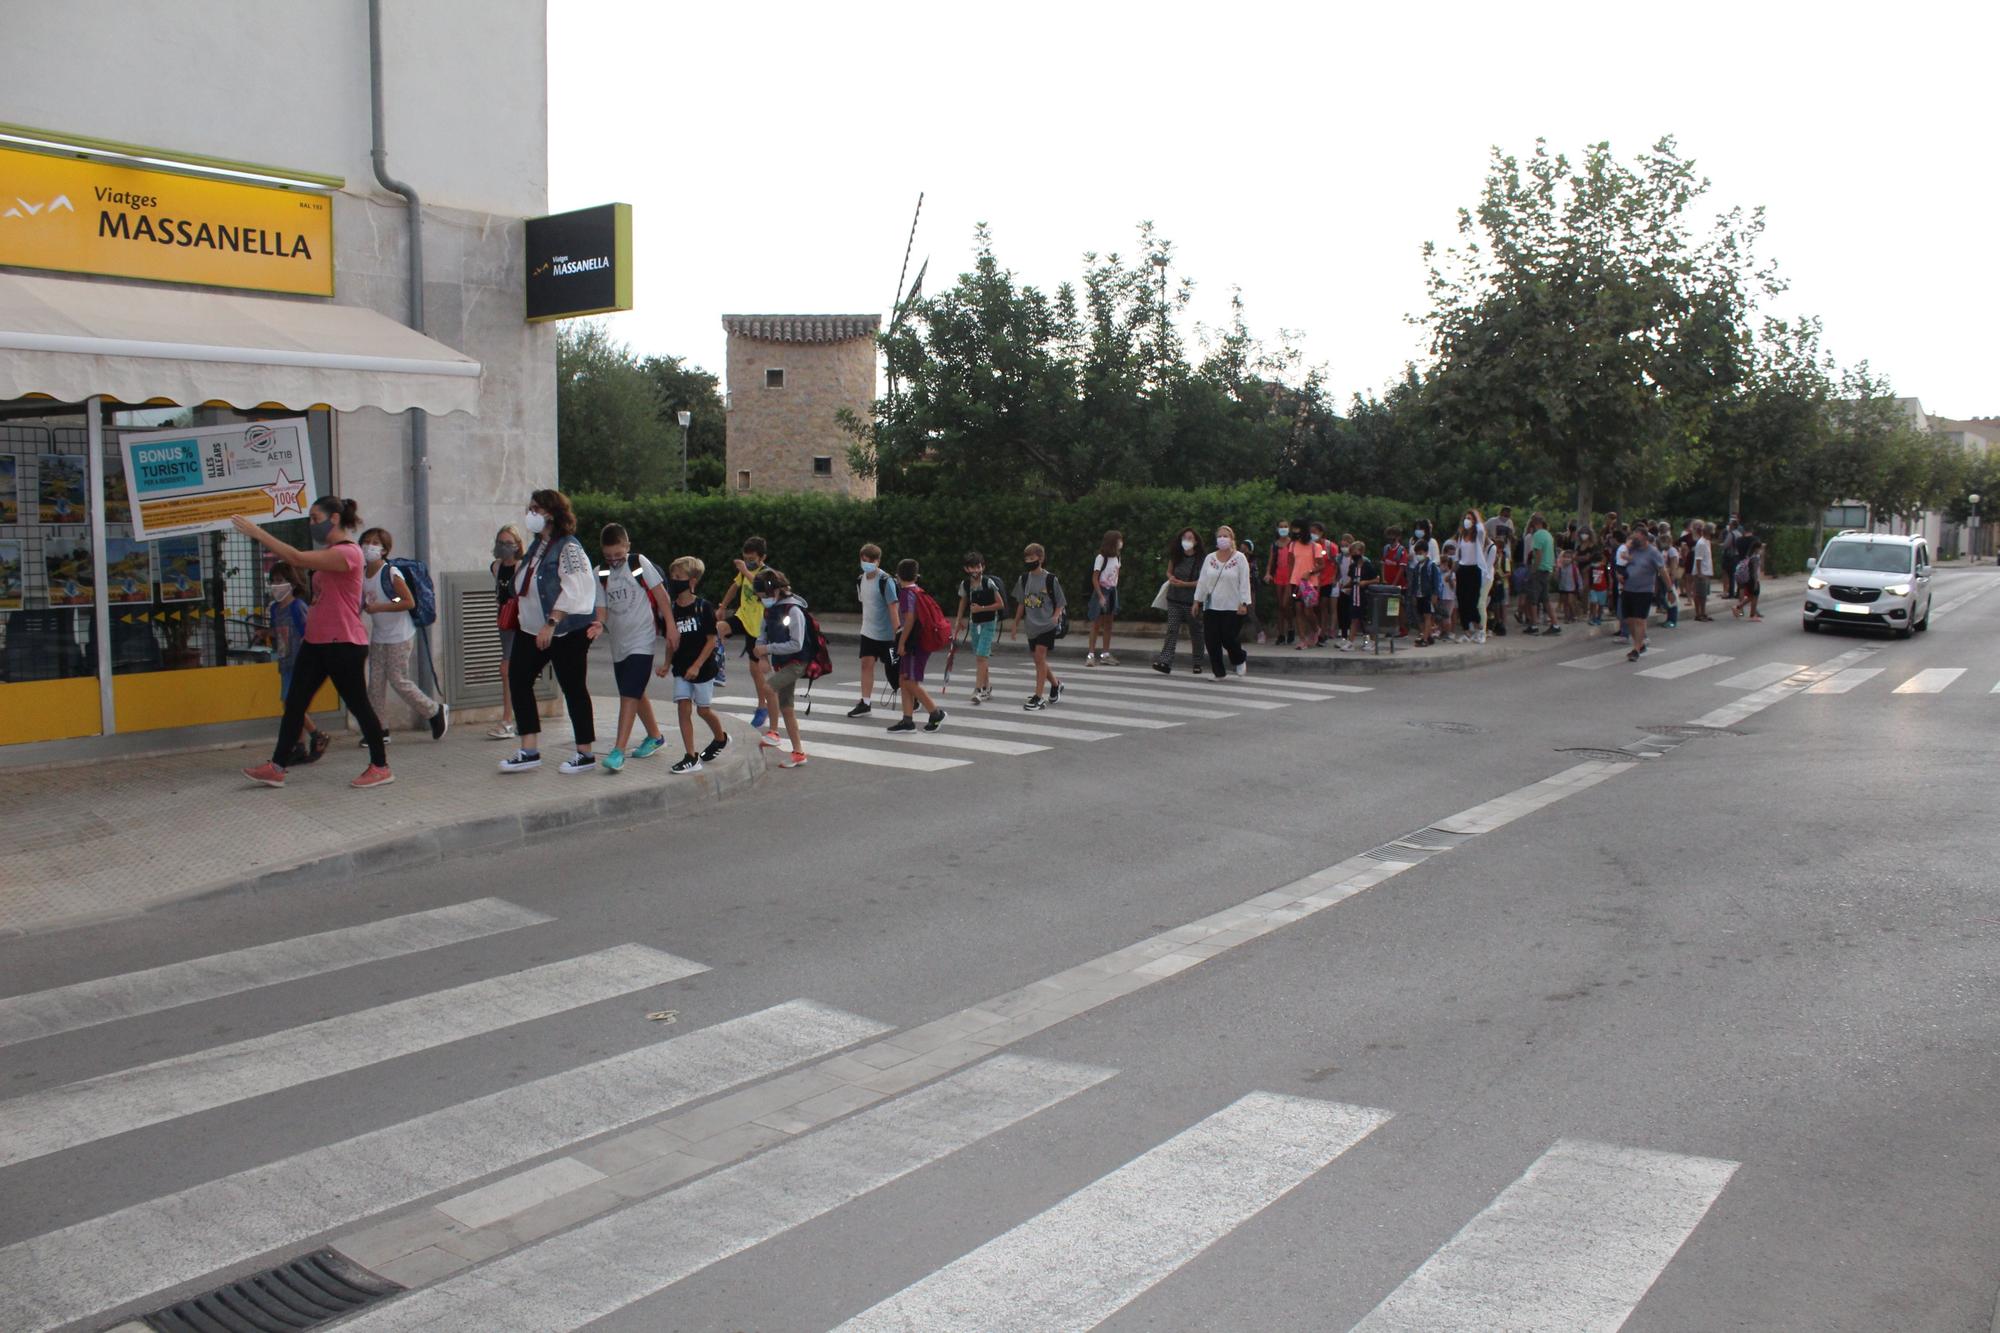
xmin=367 ymin=0 xmax=429 ymax=569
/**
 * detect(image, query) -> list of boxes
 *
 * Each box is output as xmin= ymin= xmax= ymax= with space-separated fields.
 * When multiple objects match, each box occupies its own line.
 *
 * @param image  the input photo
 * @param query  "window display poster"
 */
xmin=116 ymin=418 xmax=314 ymax=541
xmin=0 ymin=454 xmax=17 ymax=525
xmin=0 ymin=540 xmax=21 ymax=611
xmin=44 ymin=537 xmax=92 ymax=606
xmin=105 ymin=538 xmax=151 ymax=604
xmin=39 ymin=454 xmax=86 ymax=524
xmin=156 ymin=535 xmax=203 ymax=602
xmin=105 ymin=465 xmax=131 ymax=526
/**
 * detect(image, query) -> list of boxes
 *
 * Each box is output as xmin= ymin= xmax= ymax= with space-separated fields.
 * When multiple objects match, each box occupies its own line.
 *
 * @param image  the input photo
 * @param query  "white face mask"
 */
xmin=524 ymin=511 xmax=547 ymax=535
xmin=1462 ymin=519 xmax=1474 ymax=531
xmin=269 ymin=582 xmax=292 ymax=601
xmin=1181 ymin=539 xmax=1195 ymax=552
xmin=1216 ymin=536 xmax=1233 ymax=551
xmin=1277 ymin=527 xmax=1290 ymax=538
xmin=361 ymin=543 xmax=384 ymax=564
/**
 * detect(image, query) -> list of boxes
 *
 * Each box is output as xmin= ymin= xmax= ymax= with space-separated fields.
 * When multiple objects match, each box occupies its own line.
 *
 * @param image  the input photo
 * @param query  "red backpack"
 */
xmin=911 ymin=587 xmax=952 ymax=653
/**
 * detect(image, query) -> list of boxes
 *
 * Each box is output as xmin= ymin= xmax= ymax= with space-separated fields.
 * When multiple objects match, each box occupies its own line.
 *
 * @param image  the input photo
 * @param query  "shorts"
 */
xmin=672 ymin=676 xmax=715 ymax=707
xmin=859 ymin=634 xmax=902 ymax=688
xmin=1529 ymin=569 xmax=1551 ymax=605
xmin=768 ymin=660 xmax=804 ymax=709
xmin=727 ymin=614 xmax=758 ymax=657
xmin=1028 ymin=629 xmax=1058 ymax=651
xmin=1620 ymin=591 xmax=1654 ymax=621
xmin=1087 ymin=587 xmax=1119 ymax=619
xmin=1589 ymin=589 xmax=1608 ymax=607
xmin=970 ymin=620 xmax=999 ymax=657
xmin=1694 ymin=576 xmax=1711 ymax=600
xmin=499 ymin=627 xmax=517 ymax=663
xmin=1413 ymin=596 xmax=1435 ymax=619
xmin=902 ymin=648 xmax=930 ymax=683
xmin=613 ymin=652 xmax=655 ymax=699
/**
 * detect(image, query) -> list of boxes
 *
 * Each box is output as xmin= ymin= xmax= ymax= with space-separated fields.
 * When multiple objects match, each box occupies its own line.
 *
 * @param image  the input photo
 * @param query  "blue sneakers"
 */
xmin=600 ymin=749 xmax=625 ymax=773
xmin=750 ymin=707 xmax=769 ymax=730
xmin=632 ymin=735 xmax=666 ymax=760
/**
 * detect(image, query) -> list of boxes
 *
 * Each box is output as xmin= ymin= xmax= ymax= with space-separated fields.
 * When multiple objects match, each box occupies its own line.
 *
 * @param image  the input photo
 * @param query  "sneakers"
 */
xmin=1523 ymin=625 xmax=1541 ymax=635
xmin=499 ymin=749 xmax=541 ymax=773
xmin=243 ymin=761 xmax=286 ymax=788
xmin=1546 ymin=625 xmax=1562 ymax=634
xmin=750 ymin=706 xmax=769 ymax=730
xmin=670 ymin=754 xmax=704 ymax=774
xmin=1151 ymin=661 xmax=1171 ymax=675
xmin=602 ymin=748 xmax=626 ymax=773
xmin=1234 ymin=659 xmax=1248 ymax=677
xmin=1359 ymin=636 xmax=1374 ymax=652
xmin=701 ymin=735 xmax=729 ymax=763
xmin=1334 ymin=637 xmax=1350 ymax=651
xmin=1024 ymin=695 xmax=1047 ymax=711
xmin=1084 ymin=652 xmax=1100 ymax=667
xmin=779 ymin=751 xmax=809 ymax=768
xmin=971 ymin=685 xmax=992 ymax=704
xmin=887 ymin=717 xmax=917 ymax=733
xmin=759 ymin=730 xmax=783 ymax=749
xmin=358 ymin=733 xmax=394 ymax=748
xmin=1048 ymin=679 xmax=1064 ymax=704
xmin=430 ymin=704 xmax=450 ymax=740
xmin=1474 ymin=629 xmax=1488 ymax=644
xmin=846 ymin=700 xmax=873 ymax=718
xmin=1099 ymin=652 xmax=1118 ymax=666
xmin=307 ymin=730 xmax=331 ymax=764
xmin=559 ymin=752 xmax=596 ymax=774
xmin=486 ymin=720 xmax=517 ymax=740
xmin=350 ymin=765 xmax=395 ymax=789
xmin=632 ymin=735 xmax=666 ymax=760
xmin=925 ymin=709 xmax=947 ymax=732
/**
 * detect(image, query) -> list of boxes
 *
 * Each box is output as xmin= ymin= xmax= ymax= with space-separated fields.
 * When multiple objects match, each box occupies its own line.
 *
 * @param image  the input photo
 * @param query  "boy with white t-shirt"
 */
xmin=597 ymin=523 xmax=678 ymax=773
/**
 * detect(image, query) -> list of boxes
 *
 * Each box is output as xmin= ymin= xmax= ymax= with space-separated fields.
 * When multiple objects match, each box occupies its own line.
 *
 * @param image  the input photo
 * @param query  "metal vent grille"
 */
xmin=140 ymin=1249 xmax=400 ymax=1331
xmin=440 ymin=571 xmax=551 ymax=709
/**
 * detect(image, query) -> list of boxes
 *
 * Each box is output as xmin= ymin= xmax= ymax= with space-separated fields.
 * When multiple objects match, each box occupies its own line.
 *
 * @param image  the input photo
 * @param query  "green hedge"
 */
xmin=571 ymin=482 xmax=1428 ymax=620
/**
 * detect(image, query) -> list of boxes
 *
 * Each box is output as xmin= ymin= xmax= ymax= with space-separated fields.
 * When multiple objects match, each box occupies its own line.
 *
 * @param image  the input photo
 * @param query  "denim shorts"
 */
xmin=672 ymin=676 xmax=715 ymax=706
xmin=970 ymin=620 xmax=999 ymax=657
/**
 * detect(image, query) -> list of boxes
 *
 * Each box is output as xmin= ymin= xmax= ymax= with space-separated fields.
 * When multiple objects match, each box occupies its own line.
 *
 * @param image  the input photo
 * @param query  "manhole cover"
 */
xmin=1555 ymin=747 xmax=1641 ymax=762
xmin=140 ymin=1249 xmax=401 ymax=1331
xmin=1639 ymin=724 xmax=1744 ymax=737
xmin=1405 ymin=720 xmax=1483 ymax=734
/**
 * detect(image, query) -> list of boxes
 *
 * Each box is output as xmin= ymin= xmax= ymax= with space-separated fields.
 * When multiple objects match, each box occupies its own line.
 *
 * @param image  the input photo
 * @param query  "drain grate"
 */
xmin=140 ymin=1250 xmax=401 ymax=1332
xmin=1404 ymin=719 xmax=1483 ymax=735
xmin=1555 ymin=747 xmax=1642 ymax=763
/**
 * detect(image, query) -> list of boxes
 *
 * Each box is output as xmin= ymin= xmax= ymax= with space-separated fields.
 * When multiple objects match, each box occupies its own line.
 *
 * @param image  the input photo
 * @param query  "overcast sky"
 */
xmin=548 ymin=0 xmax=1996 ymax=419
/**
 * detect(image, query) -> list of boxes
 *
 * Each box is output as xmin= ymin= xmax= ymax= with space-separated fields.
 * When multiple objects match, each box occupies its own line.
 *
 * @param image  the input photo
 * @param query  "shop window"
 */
xmin=0 ymin=404 xmax=101 ymax=743
xmin=764 ymin=368 xmax=785 ymax=389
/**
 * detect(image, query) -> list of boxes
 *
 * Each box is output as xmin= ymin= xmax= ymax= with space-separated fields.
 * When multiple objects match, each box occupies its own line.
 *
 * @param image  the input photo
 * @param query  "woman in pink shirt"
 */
xmin=235 ymin=496 xmax=393 ymax=789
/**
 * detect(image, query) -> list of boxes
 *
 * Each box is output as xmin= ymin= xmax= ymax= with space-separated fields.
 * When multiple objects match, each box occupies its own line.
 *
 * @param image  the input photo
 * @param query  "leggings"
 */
xmin=1203 ymin=608 xmax=1246 ymax=677
xmin=509 ymin=628 xmax=595 ymax=747
xmin=1456 ymin=563 xmax=1484 ymax=631
xmin=274 ymin=640 xmax=385 ymax=767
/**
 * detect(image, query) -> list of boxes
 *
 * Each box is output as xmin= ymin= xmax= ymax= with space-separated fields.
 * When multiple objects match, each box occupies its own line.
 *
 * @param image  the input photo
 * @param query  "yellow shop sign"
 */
xmin=0 ymin=144 xmax=332 ymax=296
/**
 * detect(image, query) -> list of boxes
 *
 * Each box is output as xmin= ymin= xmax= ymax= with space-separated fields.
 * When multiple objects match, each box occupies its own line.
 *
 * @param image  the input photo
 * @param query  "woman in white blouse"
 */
xmin=1194 ymin=525 xmax=1254 ymax=679
xmin=1449 ymin=508 xmax=1496 ymax=643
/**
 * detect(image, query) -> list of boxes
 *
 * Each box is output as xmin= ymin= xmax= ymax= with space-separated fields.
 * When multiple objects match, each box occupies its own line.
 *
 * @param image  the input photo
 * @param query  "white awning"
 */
xmin=0 ymin=271 xmax=481 ymax=416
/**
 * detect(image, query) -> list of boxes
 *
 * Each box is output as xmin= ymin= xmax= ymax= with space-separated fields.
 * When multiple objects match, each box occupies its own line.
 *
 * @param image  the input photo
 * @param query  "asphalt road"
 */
xmin=4 ymin=568 xmax=1996 ymax=1332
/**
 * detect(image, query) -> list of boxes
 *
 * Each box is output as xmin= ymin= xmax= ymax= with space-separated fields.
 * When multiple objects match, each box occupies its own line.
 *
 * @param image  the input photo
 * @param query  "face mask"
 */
xmin=743 ymin=558 xmax=762 ymax=570
xmin=1277 ymin=527 xmax=1289 ymax=538
xmin=494 ymin=541 xmax=517 ymax=561
xmin=1216 ymin=537 xmax=1233 ymax=551
xmin=1024 ymin=558 xmax=1041 ymax=569
xmin=269 ymin=582 xmax=292 ymax=602
xmin=759 ymin=595 xmax=777 ymax=608
xmin=524 ymin=511 xmax=547 ymax=535
xmin=1462 ymin=519 xmax=1474 ymax=531
xmin=309 ymin=519 xmax=333 ymax=545
xmin=1181 ymin=539 xmax=1195 ymax=552
xmin=361 ymin=543 xmax=384 ymax=564
xmin=1414 ymin=529 xmax=1426 ymax=540
xmin=860 ymin=560 xmax=878 ymax=575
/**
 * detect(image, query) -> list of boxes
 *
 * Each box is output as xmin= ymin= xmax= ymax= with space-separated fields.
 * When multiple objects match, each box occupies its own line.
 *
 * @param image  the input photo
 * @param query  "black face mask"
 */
xmin=309 ymin=519 xmax=333 ymax=545
xmin=1024 ymin=559 xmax=1040 ymax=569
xmin=668 ymin=578 xmax=691 ymax=598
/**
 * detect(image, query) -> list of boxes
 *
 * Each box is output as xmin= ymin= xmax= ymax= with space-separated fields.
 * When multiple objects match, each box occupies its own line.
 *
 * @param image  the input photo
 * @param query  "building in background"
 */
xmin=722 ymin=315 xmax=879 ymax=499
xmin=0 ymin=0 xmax=555 ymax=755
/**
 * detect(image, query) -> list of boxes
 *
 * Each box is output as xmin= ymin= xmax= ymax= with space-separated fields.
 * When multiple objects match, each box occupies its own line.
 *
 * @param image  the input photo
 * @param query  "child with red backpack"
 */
xmin=890 ymin=558 xmax=950 ymax=732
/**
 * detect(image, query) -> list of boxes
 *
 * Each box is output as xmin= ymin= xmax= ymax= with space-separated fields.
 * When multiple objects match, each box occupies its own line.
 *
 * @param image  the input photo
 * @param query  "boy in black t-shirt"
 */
xmin=952 ymin=550 xmax=1006 ymax=704
xmin=665 ymin=556 xmax=728 ymax=773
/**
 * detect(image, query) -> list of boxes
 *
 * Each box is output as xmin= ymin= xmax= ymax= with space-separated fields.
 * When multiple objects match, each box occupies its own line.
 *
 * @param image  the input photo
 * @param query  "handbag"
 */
xmin=497 ymin=596 xmax=520 ymax=631
xmin=1151 ymin=581 xmax=1172 ymax=612
xmin=1295 ymin=579 xmax=1321 ymax=608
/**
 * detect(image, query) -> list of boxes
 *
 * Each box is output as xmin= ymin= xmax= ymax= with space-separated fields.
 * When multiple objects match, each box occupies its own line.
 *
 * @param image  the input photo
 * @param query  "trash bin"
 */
xmin=1366 ymin=584 xmax=1400 ymax=654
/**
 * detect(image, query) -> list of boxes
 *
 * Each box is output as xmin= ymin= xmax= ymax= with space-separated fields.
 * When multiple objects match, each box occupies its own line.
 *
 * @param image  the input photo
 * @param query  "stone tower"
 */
xmin=722 ymin=314 xmax=880 ymax=498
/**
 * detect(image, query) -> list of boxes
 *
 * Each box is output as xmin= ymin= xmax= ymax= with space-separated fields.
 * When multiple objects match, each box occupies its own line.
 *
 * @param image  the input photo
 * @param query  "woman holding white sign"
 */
xmin=235 ymin=497 xmax=394 ymax=789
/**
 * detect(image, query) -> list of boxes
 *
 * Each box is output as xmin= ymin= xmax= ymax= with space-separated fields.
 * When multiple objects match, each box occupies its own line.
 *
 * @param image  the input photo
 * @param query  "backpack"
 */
xmin=1045 ymin=572 xmax=1070 ymax=638
xmin=1733 ymin=556 xmax=1753 ymax=586
xmin=628 ymin=552 xmax=668 ymax=636
xmin=911 ymin=587 xmax=952 ymax=653
xmin=382 ymin=556 xmax=437 ymax=626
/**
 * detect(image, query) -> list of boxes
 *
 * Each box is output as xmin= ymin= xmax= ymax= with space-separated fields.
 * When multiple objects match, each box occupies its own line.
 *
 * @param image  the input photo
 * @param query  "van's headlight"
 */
xmin=1806 ymin=576 xmax=1827 ymax=590
xmin=1884 ymin=583 xmax=1911 ymax=597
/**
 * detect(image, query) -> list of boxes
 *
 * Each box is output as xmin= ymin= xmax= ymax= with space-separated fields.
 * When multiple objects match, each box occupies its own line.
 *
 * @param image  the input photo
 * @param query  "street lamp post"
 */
xmin=1970 ymin=493 xmax=1982 ymax=563
xmin=677 ymin=410 xmax=692 ymax=492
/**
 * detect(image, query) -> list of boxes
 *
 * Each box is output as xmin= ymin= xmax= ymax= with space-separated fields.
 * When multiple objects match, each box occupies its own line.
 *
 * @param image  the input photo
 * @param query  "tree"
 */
xmin=1704 ymin=315 xmax=1833 ymax=520
xmin=557 ymin=323 xmax=727 ymax=497
xmin=1421 ymin=137 xmax=1781 ymax=523
xmin=641 ymin=354 xmax=727 ymax=492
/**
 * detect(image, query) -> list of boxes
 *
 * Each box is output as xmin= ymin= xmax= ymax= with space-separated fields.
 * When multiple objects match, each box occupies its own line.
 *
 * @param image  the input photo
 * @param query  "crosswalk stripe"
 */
xmin=834 ymin=1092 xmax=1390 ymax=1332
xmin=0 ymin=899 xmax=549 ymax=1050
xmin=987 ymin=668 xmax=1283 ymax=711
xmin=1893 ymin=667 xmax=1965 ymax=694
xmin=1560 ymin=648 xmax=1635 ymax=671
xmin=1351 ymin=1138 xmax=1738 ymax=1333
xmin=0 ymin=944 xmax=705 ymax=1169
xmin=717 ymin=712 xmax=1045 ymax=757
xmin=1044 ymin=664 xmax=1345 ymax=701
xmin=1717 ymin=662 xmax=1807 ymax=691
xmin=1636 ymin=653 xmax=1733 ymax=680
xmin=709 ymin=694 xmax=1118 ymax=741
xmin=1071 ymin=660 xmax=1363 ymax=695
xmin=1688 ymin=647 xmax=1876 ymax=729
xmin=1806 ymin=666 xmax=1884 ymax=695
xmin=0 ymin=1001 xmax=883 ymax=1333
xmin=1020 ymin=706 xmax=1179 ymax=730
xmin=792 ymin=739 xmax=971 ymax=771
xmin=335 ymin=1055 xmax=1115 ymax=1333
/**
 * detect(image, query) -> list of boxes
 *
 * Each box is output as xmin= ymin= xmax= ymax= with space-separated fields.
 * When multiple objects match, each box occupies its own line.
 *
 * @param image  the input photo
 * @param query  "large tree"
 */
xmin=557 ymin=323 xmax=726 ymax=497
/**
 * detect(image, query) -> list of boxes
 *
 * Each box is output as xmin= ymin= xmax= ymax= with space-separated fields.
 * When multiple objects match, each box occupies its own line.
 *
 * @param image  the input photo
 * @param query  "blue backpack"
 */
xmin=379 ymin=558 xmax=438 ymax=627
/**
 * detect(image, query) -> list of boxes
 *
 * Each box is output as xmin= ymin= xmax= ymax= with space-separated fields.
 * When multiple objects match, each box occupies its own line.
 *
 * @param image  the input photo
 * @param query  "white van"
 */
xmin=1802 ymin=533 xmax=1933 ymax=638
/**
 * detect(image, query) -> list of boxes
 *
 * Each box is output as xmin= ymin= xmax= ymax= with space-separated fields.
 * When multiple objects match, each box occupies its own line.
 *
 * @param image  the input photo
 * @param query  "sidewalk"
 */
xmin=0 ymin=702 xmax=766 ymax=939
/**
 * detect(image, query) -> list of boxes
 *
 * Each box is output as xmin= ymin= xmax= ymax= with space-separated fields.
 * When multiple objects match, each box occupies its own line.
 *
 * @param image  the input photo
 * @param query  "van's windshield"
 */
xmin=1819 ymin=542 xmax=1913 ymax=574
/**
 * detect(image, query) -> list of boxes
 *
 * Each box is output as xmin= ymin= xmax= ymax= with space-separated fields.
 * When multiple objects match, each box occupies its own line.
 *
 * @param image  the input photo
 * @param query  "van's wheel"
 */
xmin=1916 ymin=605 xmax=1931 ymax=632
xmin=1803 ymin=618 xmax=1820 ymax=633
xmin=1896 ymin=621 xmax=1914 ymax=640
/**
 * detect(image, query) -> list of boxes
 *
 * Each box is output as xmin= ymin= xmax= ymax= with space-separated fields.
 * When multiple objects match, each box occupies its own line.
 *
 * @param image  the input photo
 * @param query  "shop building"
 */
xmin=0 ymin=0 xmax=556 ymax=755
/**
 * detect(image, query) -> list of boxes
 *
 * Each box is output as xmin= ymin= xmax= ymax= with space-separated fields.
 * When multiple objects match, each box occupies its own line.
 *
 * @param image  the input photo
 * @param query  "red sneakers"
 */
xmin=350 ymin=765 xmax=395 ymax=789
xmin=243 ymin=761 xmax=286 ymax=788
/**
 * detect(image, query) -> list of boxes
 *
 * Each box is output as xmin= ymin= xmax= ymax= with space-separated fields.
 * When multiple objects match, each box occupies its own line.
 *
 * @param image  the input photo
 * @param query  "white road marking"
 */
xmin=0 ymin=898 xmax=549 ymax=1049
xmin=1687 ymin=647 xmax=1877 ymax=728
xmin=1352 ymin=1138 xmax=1737 ymax=1333
xmin=0 ymin=1001 xmax=883 ymax=1333
xmin=1637 ymin=653 xmax=1733 ymax=680
xmin=983 ymin=671 xmax=1254 ymax=716
xmin=718 ymin=712 xmax=1046 ymax=757
xmin=1805 ymin=667 xmax=1884 ymax=695
xmin=1926 ymin=579 xmax=1997 ymax=621
xmin=1012 ymin=706 xmax=1179 ymax=729
xmin=1893 ymin=667 xmax=1965 ymax=694
xmin=834 ymin=1092 xmax=1389 ymax=1332
xmin=0 ymin=944 xmax=705 ymax=1169
xmin=711 ymin=695 xmax=1117 ymax=741
xmin=336 ymin=1055 xmax=1115 ymax=1333
xmin=1716 ymin=662 xmax=1806 ymax=691
xmin=786 ymin=740 xmax=971 ymax=771
xmin=1560 ymin=648 xmax=1639 ymax=670
xmin=1049 ymin=662 xmax=1350 ymax=700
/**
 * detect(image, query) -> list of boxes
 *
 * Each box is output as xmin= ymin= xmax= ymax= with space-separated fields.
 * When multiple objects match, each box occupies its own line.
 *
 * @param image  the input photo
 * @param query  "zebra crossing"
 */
xmin=1562 ymin=644 xmax=1998 ymax=699
xmin=713 ymin=660 xmax=1369 ymax=774
xmin=0 ymin=896 xmax=1738 ymax=1332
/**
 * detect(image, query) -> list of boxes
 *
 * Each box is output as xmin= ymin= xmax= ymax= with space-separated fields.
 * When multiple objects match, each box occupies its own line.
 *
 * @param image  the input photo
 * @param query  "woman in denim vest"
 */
xmin=499 ymin=489 xmax=603 ymax=774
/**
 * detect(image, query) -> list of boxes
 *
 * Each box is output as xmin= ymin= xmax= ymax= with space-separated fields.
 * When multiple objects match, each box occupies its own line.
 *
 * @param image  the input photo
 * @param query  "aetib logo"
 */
xmin=1 ymin=194 xmax=74 ymax=220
